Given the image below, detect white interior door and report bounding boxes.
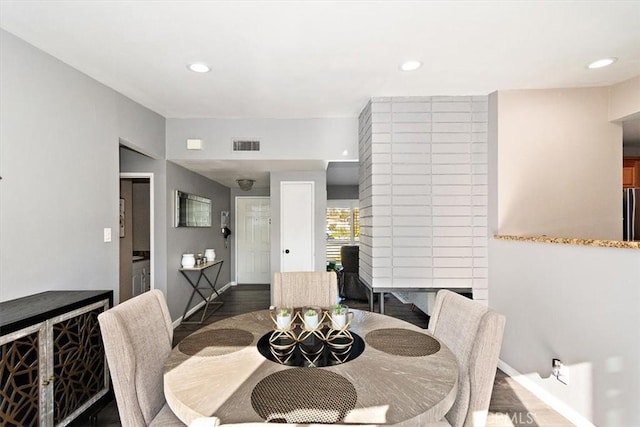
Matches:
[281,181,314,271]
[236,197,271,283]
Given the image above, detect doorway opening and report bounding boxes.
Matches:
[119,173,154,302]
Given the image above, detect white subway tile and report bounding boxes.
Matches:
[392,102,432,113]
[431,102,471,112]
[433,112,472,122]
[393,256,432,267]
[473,268,488,278]
[471,185,488,195]
[431,143,470,153]
[393,153,431,164]
[433,226,473,237]
[433,257,473,268]
[394,267,433,278]
[372,123,391,133]
[372,112,391,123]
[393,122,432,133]
[392,185,431,195]
[392,195,430,205]
[432,206,473,216]
[432,133,472,143]
[432,164,471,174]
[432,216,472,226]
[432,195,472,206]
[392,133,432,143]
[472,122,488,132]
[432,154,471,164]
[432,185,471,195]
[432,96,471,102]
[392,174,431,185]
[371,185,391,195]
[393,215,432,226]
[432,122,472,132]
[433,278,473,287]
[394,247,433,257]
[392,164,431,175]
[392,112,431,123]
[433,247,473,257]
[372,133,391,143]
[372,174,391,185]
[394,236,431,247]
[472,216,487,227]
[392,205,431,216]
[433,268,473,278]
[471,143,488,153]
[392,143,431,153]
[372,144,391,153]
[432,236,473,247]
[371,102,392,113]
[394,226,431,237]
[432,174,472,185]
[472,101,489,112]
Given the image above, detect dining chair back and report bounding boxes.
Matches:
[428,290,506,427]
[99,290,218,427]
[272,271,338,308]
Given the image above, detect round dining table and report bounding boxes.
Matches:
[164,309,458,426]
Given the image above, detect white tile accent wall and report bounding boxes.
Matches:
[358,96,489,302]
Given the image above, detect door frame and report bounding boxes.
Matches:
[119,172,154,292]
[235,196,271,284]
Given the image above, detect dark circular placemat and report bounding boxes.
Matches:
[251,368,357,423]
[178,328,254,356]
[365,328,440,357]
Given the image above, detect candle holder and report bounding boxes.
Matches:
[326,304,354,348]
[297,306,327,342]
[269,307,297,349]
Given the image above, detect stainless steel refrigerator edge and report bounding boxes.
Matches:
[622,188,640,241]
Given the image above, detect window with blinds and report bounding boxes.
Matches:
[326,201,359,263]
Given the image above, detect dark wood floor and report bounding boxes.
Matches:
[74,284,573,427]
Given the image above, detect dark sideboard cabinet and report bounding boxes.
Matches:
[0,290,113,426]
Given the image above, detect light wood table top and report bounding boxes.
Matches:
[164,309,458,426]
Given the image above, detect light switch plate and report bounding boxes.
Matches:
[104,228,112,242]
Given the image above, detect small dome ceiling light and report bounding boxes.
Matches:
[587,57,617,69]
[400,60,422,71]
[187,62,211,73]
[236,179,255,191]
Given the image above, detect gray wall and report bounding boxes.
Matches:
[491,239,640,426]
[327,185,358,200]
[166,161,231,320]
[0,29,165,303]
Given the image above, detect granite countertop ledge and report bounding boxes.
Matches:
[494,234,640,249]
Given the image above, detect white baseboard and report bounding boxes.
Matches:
[498,360,595,427]
[172,282,232,329]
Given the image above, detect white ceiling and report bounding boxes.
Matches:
[1,1,639,185]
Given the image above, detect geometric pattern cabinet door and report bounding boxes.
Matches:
[0,323,46,427]
[48,300,110,426]
[0,291,112,427]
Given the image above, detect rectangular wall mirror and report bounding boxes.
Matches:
[175,190,212,227]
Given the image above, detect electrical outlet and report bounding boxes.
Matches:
[552,358,570,385]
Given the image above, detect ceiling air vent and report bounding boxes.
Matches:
[232,139,261,152]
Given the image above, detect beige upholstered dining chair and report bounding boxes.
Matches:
[98,290,219,427]
[428,290,506,427]
[272,271,339,308]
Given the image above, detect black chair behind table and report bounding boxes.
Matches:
[339,245,369,301]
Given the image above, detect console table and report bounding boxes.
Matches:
[179,259,224,324]
[0,290,113,426]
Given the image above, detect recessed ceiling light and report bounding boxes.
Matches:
[187,62,211,73]
[400,60,422,71]
[587,57,617,69]
[342,150,349,156]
